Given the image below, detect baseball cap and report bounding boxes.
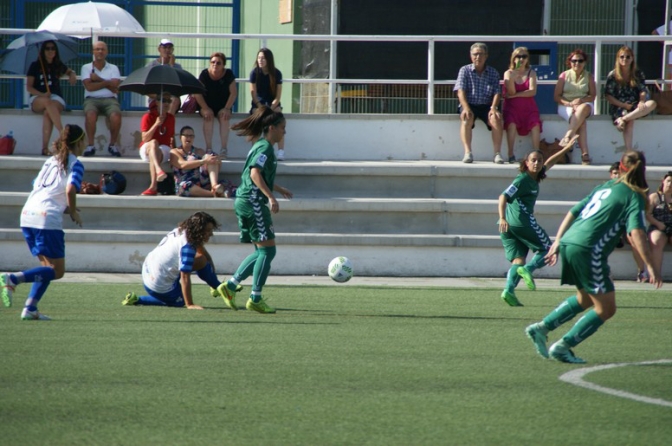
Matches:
[159,38,173,46]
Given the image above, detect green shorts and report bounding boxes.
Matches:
[234,197,275,243]
[500,223,551,262]
[559,243,614,295]
[83,97,121,117]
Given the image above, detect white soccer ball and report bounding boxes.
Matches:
[328,256,353,283]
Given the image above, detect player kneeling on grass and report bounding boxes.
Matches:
[525,151,662,364]
[122,212,239,310]
[1,124,86,320]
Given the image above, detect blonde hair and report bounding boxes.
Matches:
[509,47,530,70]
[612,46,640,88]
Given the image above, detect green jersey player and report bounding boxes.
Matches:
[498,136,577,306]
[218,106,292,314]
[526,151,662,364]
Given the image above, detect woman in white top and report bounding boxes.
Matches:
[1,124,85,320]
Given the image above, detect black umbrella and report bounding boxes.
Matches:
[118,64,206,97]
[0,31,80,74]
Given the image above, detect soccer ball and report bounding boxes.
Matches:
[328,256,353,283]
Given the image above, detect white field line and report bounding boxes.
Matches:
[559,359,672,408]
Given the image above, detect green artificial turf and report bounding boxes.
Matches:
[0,283,670,445]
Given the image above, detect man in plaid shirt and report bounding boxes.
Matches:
[454,42,504,164]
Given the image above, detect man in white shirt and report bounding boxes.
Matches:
[81,41,122,157]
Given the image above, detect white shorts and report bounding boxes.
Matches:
[29,94,66,109]
[139,142,171,163]
[557,103,594,122]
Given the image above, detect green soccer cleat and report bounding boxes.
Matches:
[216,282,239,311]
[210,284,243,298]
[122,292,139,306]
[516,266,537,291]
[525,323,549,358]
[501,290,523,307]
[21,308,51,320]
[1,273,15,307]
[549,341,586,364]
[246,297,276,314]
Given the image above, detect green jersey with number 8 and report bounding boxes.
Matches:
[560,179,646,254]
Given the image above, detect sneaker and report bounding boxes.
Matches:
[210,284,243,298]
[21,308,51,320]
[494,153,504,164]
[246,297,276,314]
[122,292,139,306]
[508,156,516,164]
[277,149,285,161]
[156,169,167,183]
[516,266,536,291]
[216,282,239,311]
[83,145,96,157]
[108,145,121,157]
[501,290,523,307]
[549,341,586,364]
[462,152,473,163]
[1,273,15,307]
[525,323,549,358]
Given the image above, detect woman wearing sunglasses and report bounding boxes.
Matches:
[26,40,78,156]
[502,47,542,163]
[193,52,238,158]
[604,46,657,152]
[553,49,596,165]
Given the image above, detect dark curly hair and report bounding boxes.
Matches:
[178,212,220,247]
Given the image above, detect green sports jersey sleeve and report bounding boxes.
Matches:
[236,138,276,203]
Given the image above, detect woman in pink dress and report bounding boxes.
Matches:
[502,47,542,163]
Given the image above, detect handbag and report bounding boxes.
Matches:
[651,80,672,115]
[539,138,569,164]
[181,95,199,114]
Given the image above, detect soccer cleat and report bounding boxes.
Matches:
[549,341,586,364]
[1,273,15,307]
[525,323,549,358]
[108,145,122,157]
[246,297,276,314]
[122,292,139,306]
[501,290,523,307]
[21,308,51,320]
[83,145,96,157]
[516,266,537,291]
[210,284,243,298]
[216,282,239,311]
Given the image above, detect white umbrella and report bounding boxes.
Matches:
[37,1,145,40]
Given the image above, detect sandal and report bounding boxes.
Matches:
[212,184,225,197]
[41,147,51,156]
[581,153,592,165]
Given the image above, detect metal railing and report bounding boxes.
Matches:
[2,28,671,115]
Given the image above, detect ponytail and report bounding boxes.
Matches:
[617,150,649,206]
[54,124,84,171]
[231,105,284,140]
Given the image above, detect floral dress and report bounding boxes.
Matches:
[604,69,649,122]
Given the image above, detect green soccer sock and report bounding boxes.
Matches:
[233,248,259,283]
[525,251,547,273]
[505,264,521,293]
[542,295,584,330]
[251,246,277,301]
[561,309,604,347]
